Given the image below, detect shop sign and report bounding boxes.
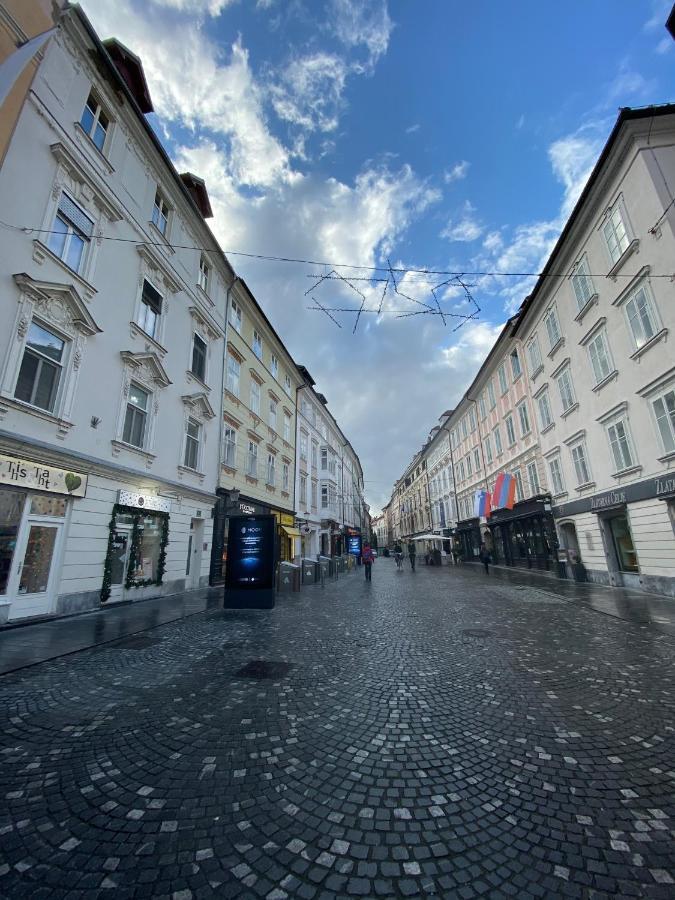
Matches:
[590,490,626,512]
[0,453,87,497]
[554,474,675,519]
[118,490,171,512]
[656,476,675,498]
[239,503,256,515]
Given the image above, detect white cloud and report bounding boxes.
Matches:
[149,0,234,13]
[443,160,469,183]
[441,201,483,243]
[548,127,603,216]
[482,230,503,253]
[656,36,673,54]
[329,0,393,71]
[406,123,420,134]
[438,322,505,373]
[607,65,657,102]
[643,0,672,31]
[270,53,348,132]
[515,113,525,130]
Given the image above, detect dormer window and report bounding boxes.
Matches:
[80,92,109,152]
[152,190,169,235]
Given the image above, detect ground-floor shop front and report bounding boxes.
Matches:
[0,445,215,623]
[553,475,675,597]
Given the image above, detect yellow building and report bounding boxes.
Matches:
[210,278,303,582]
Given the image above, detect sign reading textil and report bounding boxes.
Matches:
[0,453,88,497]
[118,490,171,512]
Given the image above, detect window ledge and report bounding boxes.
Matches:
[591,370,619,393]
[630,328,668,362]
[611,465,642,480]
[575,481,596,494]
[561,402,579,419]
[607,238,639,280]
[245,475,258,484]
[552,491,568,501]
[129,321,167,355]
[224,389,240,406]
[148,221,175,255]
[195,283,214,308]
[657,451,675,464]
[530,364,544,381]
[73,122,115,175]
[185,370,210,392]
[0,395,74,433]
[574,293,599,324]
[111,440,156,462]
[547,337,565,359]
[178,465,206,481]
[540,422,555,435]
[32,240,98,301]
[512,372,523,383]
[221,463,237,475]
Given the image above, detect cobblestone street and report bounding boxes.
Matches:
[1,561,675,899]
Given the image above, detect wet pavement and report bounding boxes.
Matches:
[1,561,675,898]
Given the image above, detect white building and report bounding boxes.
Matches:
[424,411,457,535]
[0,8,232,620]
[516,104,675,595]
[295,366,365,557]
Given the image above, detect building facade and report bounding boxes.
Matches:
[397,451,431,540]
[515,104,675,595]
[424,411,457,544]
[210,277,304,583]
[0,8,231,620]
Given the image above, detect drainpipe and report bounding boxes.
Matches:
[210,275,234,585]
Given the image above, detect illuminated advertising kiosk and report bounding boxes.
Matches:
[224,514,276,609]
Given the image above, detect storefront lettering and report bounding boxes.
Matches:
[0,453,87,497]
[590,490,626,511]
[655,477,675,497]
[239,503,256,515]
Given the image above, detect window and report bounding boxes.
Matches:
[517,402,531,437]
[557,367,575,413]
[137,279,163,339]
[283,462,290,492]
[587,330,613,384]
[283,412,291,442]
[321,447,328,469]
[184,418,200,470]
[14,321,65,412]
[299,473,308,505]
[625,284,659,351]
[247,440,258,477]
[497,365,507,395]
[478,393,486,419]
[484,435,493,464]
[250,380,260,415]
[510,349,522,379]
[607,418,635,472]
[271,354,278,378]
[493,425,503,456]
[224,426,236,468]
[191,333,207,382]
[474,448,480,471]
[461,417,468,440]
[198,256,210,293]
[548,456,565,495]
[321,484,328,508]
[488,378,497,407]
[226,354,240,397]
[513,469,524,502]
[469,408,476,432]
[48,193,93,274]
[544,307,561,350]
[505,414,516,446]
[527,336,542,374]
[603,203,630,264]
[526,461,539,495]
[229,299,242,333]
[269,398,277,430]
[537,389,553,430]
[571,257,594,310]
[466,453,472,476]
[123,382,149,448]
[570,442,591,486]
[652,388,675,454]
[266,453,276,486]
[152,190,169,236]
[284,374,291,395]
[311,440,318,468]
[253,329,262,359]
[457,460,465,483]
[80,92,109,151]
[311,480,317,508]
[300,431,308,461]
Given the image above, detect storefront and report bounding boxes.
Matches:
[456,517,481,561]
[0,452,88,622]
[487,497,557,571]
[272,509,300,562]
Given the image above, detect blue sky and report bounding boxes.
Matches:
[83,0,674,512]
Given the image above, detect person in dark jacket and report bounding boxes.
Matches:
[407,540,417,572]
[362,543,375,581]
[479,541,490,575]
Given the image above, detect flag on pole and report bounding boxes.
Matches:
[493,473,514,508]
[493,473,505,507]
[484,490,492,518]
[473,490,483,518]
[504,475,516,509]
[0,27,56,108]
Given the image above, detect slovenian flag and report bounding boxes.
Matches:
[493,473,516,509]
[474,490,492,518]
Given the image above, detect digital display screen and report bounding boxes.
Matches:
[347,535,362,556]
[225,515,276,590]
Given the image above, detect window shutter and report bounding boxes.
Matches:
[142,279,163,314]
[58,194,94,238]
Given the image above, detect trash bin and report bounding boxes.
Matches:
[278,561,300,593]
[319,555,332,578]
[302,558,318,584]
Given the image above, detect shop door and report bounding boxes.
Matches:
[9,514,63,618]
[108,525,132,601]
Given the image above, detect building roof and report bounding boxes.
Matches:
[102,38,153,113]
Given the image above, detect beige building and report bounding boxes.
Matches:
[210,277,304,582]
[397,450,431,540]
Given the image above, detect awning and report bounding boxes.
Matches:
[282,526,301,538]
[412,533,445,541]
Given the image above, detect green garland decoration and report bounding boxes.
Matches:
[100,504,170,601]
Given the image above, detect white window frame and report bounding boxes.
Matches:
[571,255,595,311]
[602,198,631,265]
[250,379,261,415]
[283,412,291,442]
[513,470,524,501]
[587,329,614,385]
[493,425,503,456]
[570,440,591,487]
[266,453,276,487]
[13,319,67,414]
[198,255,210,293]
[223,425,237,468]
[537,388,553,430]
[526,461,539,495]
[270,354,279,378]
[497,365,507,395]
[47,192,94,276]
[473,448,480,471]
[484,435,493,464]
[505,414,516,447]
[269,397,278,431]
[247,440,258,478]
[151,189,170,237]
[622,281,661,352]
[135,277,164,342]
[556,366,576,414]
[80,91,110,153]
[229,299,242,333]
[605,415,637,473]
[488,378,497,407]
[469,407,476,432]
[543,305,561,351]
[517,401,531,437]
[527,335,543,375]
[548,455,565,495]
[183,416,201,471]
[284,374,292,395]
[190,331,208,383]
[283,462,290,492]
[466,453,472,476]
[311,479,317,508]
[253,329,263,360]
[122,381,150,449]
[300,431,308,461]
[478,393,486,419]
[226,353,240,397]
[650,385,675,456]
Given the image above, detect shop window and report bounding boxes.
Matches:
[191,333,207,382]
[137,279,163,340]
[652,388,675,454]
[226,354,240,397]
[607,514,639,572]
[29,496,66,516]
[48,193,93,274]
[14,321,65,413]
[80,92,109,151]
[123,383,150,448]
[152,189,170,236]
[134,515,164,582]
[19,525,57,594]
[184,417,200,470]
[0,490,27,594]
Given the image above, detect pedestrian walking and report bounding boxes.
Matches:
[362,543,375,581]
[407,540,417,572]
[393,541,403,570]
[479,541,490,575]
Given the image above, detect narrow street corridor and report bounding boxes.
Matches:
[1,562,675,898]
